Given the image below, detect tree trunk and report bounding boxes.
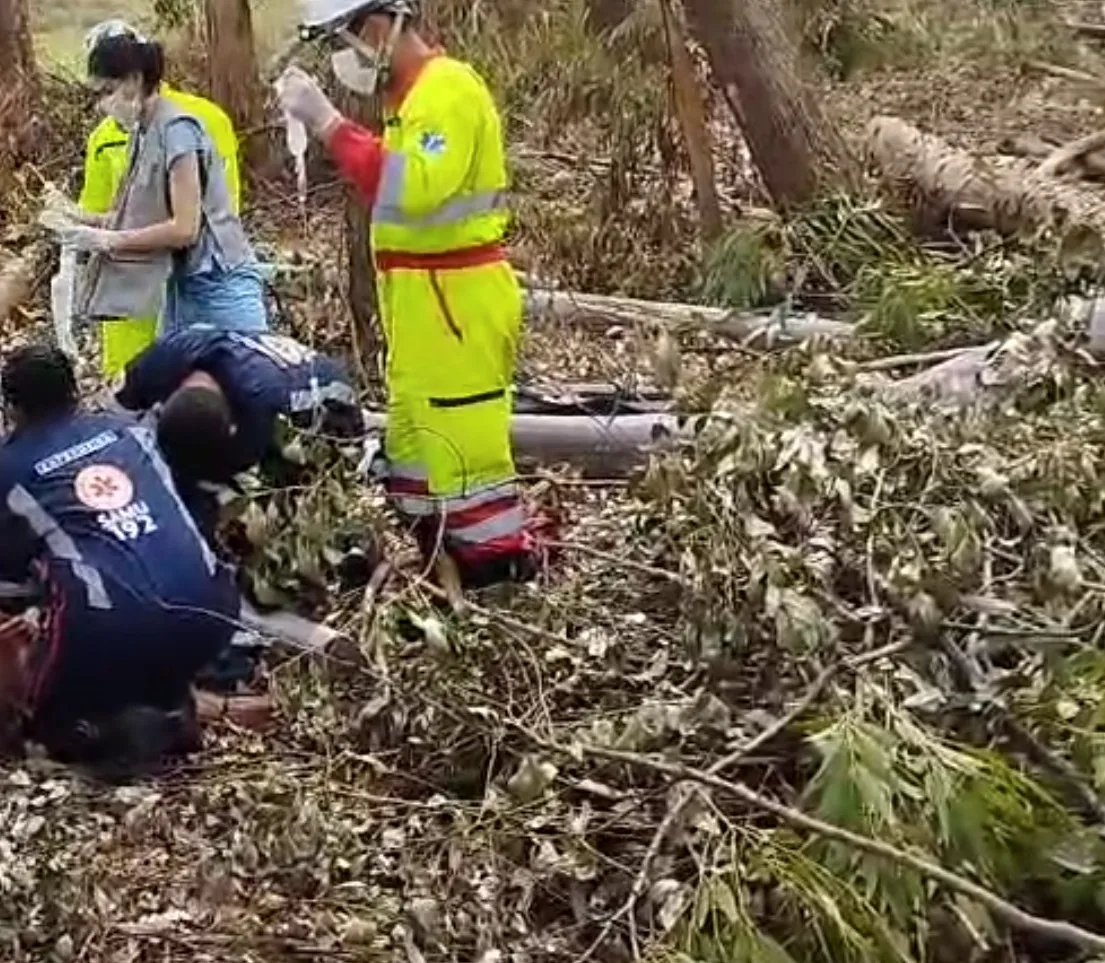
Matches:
[682,0,856,210]
[204,0,267,172]
[586,0,635,32]
[0,0,36,227]
[0,0,34,89]
[660,0,722,240]
[338,88,384,391]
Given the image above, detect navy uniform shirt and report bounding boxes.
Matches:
[0,410,240,719]
[115,326,360,473]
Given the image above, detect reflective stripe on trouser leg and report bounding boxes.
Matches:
[394,394,525,564]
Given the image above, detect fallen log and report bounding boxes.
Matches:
[1069,20,1105,40]
[866,116,1105,240]
[523,286,855,345]
[868,323,1060,407]
[362,409,688,477]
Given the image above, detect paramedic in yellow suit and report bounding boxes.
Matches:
[80,19,243,378]
[277,0,549,589]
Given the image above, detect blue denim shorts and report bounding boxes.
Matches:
[161,263,270,334]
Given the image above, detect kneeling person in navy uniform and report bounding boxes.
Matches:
[115,326,363,530]
[0,345,241,776]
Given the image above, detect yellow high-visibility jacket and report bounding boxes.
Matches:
[329,55,526,568]
[80,83,242,376]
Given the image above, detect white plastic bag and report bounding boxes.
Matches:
[50,244,78,356]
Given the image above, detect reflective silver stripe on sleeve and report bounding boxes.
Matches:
[287,380,358,413]
[373,189,506,228]
[7,484,112,610]
[370,149,505,228]
[375,151,406,209]
[127,426,217,574]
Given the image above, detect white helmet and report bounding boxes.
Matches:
[83,18,148,55]
[299,0,419,38]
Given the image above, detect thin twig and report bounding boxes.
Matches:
[551,539,683,583]
[1026,60,1105,87]
[858,345,982,372]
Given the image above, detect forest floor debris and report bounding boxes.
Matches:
[8,0,1105,960]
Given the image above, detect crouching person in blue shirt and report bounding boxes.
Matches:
[114,326,371,611]
[0,345,241,778]
[114,326,363,534]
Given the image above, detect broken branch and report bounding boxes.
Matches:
[1038,129,1105,178]
[569,741,1105,953]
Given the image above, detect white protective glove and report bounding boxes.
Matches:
[39,192,81,233]
[275,66,342,138]
[56,224,116,253]
[43,183,84,218]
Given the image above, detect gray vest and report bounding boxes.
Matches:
[78,97,252,321]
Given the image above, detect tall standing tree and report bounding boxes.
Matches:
[338,87,384,388]
[0,0,37,224]
[659,0,722,240]
[682,0,856,210]
[204,0,266,171]
[0,0,34,90]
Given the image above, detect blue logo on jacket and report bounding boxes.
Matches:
[419,131,446,156]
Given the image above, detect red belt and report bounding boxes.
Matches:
[375,242,506,272]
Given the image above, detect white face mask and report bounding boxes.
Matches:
[331,16,405,97]
[99,88,142,130]
[331,48,381,96]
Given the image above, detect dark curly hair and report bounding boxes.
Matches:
[2,344,78,422]
[157,386,236,483]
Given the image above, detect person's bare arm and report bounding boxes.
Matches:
[109,153,202,253]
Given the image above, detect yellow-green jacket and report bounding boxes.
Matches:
[79,83,241,215]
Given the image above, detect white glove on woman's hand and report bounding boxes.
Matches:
[275,66,342,137]
[56,224,116,253]
[39,185,86,230]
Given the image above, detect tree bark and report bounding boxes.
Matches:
[660,0,722,239]
[867,115,1105,241]
[0,0,35,231]
[682,0,856,209]
[0,0,34,90]
[338,87,384,390]
[204,0,267,171]
[522,284,855,344]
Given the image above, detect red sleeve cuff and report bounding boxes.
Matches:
[326,119,385,203]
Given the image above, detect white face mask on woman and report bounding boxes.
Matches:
[98,84,143,130]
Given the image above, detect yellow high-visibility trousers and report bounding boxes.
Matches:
[102,318,158,378]
[379,256,520,499]
[376,253,525,565]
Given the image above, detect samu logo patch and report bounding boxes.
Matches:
[419,131,446,157]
